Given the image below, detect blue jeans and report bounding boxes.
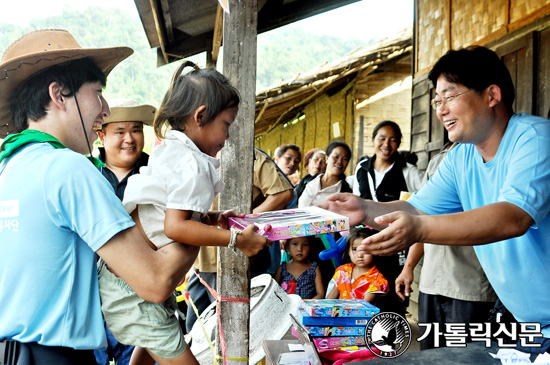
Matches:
[94,320,134,365]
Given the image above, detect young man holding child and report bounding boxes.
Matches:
[0,29,197,363]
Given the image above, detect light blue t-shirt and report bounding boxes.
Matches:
[0,143,135,349]
[409,113,550,337]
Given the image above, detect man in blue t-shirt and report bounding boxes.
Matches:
[320,46,550,353]
[0,30,197,364]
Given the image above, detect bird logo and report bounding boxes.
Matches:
[366,312,412,358]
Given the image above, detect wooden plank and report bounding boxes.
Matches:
[212,4,224,65]
[149,0,169,65]
[218,0,258,364]
[412,77,430,98]
[411,94,430,117]
[159,0,174,43]
[537,27,550,118]
[496,32,535,114]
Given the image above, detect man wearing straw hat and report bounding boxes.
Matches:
[93,99,155,365]
[0,29,197,364]
[96,99,155,200]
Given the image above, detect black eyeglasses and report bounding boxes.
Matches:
[430,89,473,110]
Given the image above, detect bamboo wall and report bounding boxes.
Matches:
[255,84,355,177]
[354,74,413,161]
[415,0,550,75]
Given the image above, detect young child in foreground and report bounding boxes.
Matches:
[97,62,270,365]
[326,227,388,303]
[275,236,325,299]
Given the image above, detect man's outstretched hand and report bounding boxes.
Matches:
[317,193,367,226]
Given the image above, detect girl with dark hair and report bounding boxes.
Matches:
[275,236,325,299]
[99,62,269,365]
[326,226,388,302]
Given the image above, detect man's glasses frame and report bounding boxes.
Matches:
[430,89,473,110]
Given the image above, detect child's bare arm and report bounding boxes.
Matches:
[363,293,377,304]
[326,284,339,299]
[201,210,242,229]
[164,208,270,256]
[312,266,325,299]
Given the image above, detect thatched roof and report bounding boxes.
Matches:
[254,27,412,136]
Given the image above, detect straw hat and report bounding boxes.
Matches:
[0,29,133,137]
[102,98,156,127]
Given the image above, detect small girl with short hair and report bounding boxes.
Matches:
[275,236,325,299]
[326,227,388,303]
[98,62,270,365]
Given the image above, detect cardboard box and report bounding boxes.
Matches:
[228,206,349,241]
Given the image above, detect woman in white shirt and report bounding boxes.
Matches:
[298,141,352,208]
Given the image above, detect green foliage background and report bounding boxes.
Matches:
[0,6,375,151]
[0,6,374,107]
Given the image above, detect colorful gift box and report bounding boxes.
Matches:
[301,299,380,318]
[228,206,349,241]
[312,336,367,350]
[298,309,370,327]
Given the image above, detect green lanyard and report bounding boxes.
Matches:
[0,129,104,167]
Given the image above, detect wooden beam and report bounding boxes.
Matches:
[255,101,268,124]
[159,0,174,43]
[218,0,257,364]
[149,0,169,65]
[508,4,550,32]
[212,4,224,65]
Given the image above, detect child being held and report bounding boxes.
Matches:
[98,62,270,365]
[275,236,325,299]
[326,227,388,303]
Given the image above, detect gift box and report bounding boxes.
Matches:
[301,299,380,318]
[298,309,370,327]
[228,206,349,241]
[304,325,365,337]
[312,336,367,350]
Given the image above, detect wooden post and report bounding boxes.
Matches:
[217,0,257,364]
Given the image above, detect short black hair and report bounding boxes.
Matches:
[276,144,301,159]
[9,57,107,132]
[326,140,351,159]
[372,120,402,145]
[342,226,378,263]
[428,46,515,111]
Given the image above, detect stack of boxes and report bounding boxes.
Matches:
[297,299,380,351]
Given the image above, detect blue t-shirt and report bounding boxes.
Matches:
[408,113,550,337]
[0,143,135,349]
